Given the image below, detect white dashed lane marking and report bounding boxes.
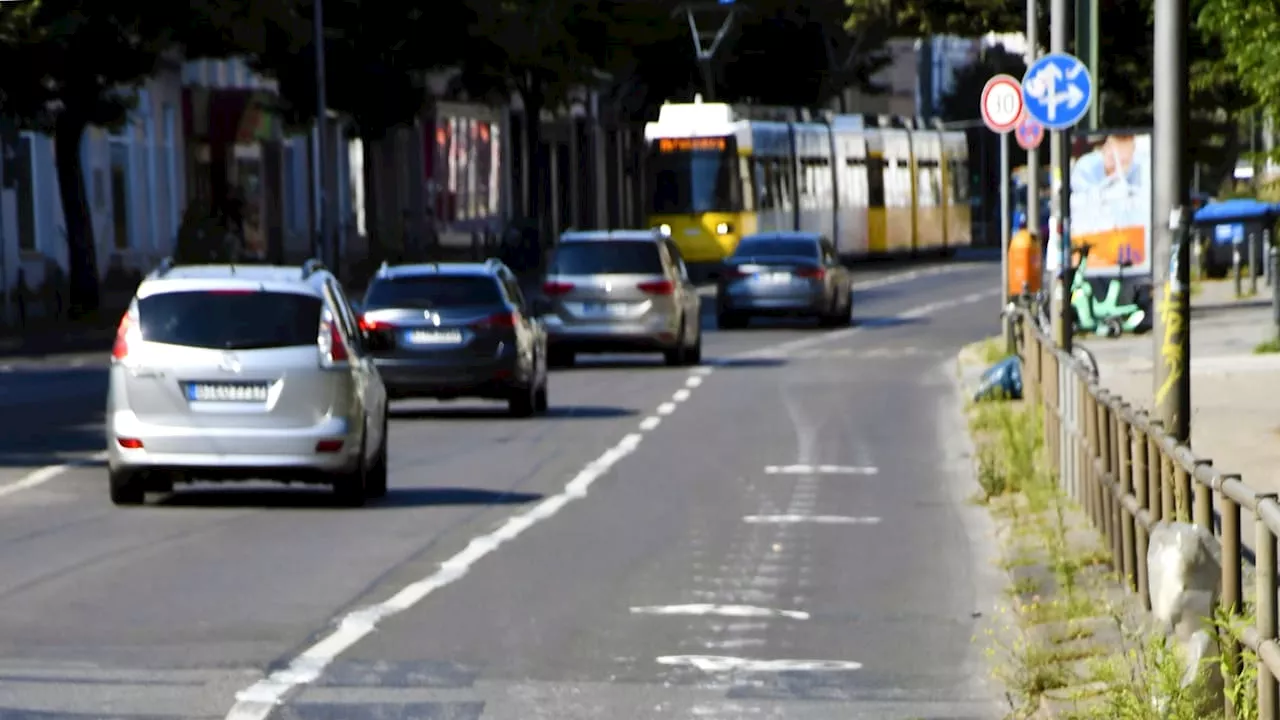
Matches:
[764,464,878,475]
[742,515,882,525]
[629,604,810,620]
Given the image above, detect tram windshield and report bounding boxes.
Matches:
[646,136,742,214]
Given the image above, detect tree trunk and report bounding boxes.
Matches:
[360,128,384,266]
[53,111,100,319]
[520,74,546,227]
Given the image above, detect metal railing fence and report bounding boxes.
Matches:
[1013,306,1280,718]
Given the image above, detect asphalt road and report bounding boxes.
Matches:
[0,258,1007,720]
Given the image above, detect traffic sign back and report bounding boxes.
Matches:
[1021,52,1093,130]
[1015,115,1044,150]
[981,74,1024,134]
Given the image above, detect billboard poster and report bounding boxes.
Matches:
[1069,131,1151,277]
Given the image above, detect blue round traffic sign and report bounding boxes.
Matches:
[1021,52,1093,130]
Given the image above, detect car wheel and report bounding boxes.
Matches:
[109,469,145,506]
[509,385,537,417]
[333,436,367,507]
[366,415,389,499]
[687,332,702,365]
[534,381,549,413]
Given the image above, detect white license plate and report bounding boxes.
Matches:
[404,329,463,345]
[582,302,629,316]
[186,382,269,402]
[756,272,793,283]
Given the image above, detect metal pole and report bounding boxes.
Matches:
[1271,247,1280,337]
[1001,131,1013,349]
[1026,0,1041,252]
[313,0,329,266]
[1152,0,1191,443]
[1050,0,1073,351]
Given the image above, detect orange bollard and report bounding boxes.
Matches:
[1008,227,1042,298]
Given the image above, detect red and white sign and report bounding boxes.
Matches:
[981,74,1024,134]
[1015,113,1045,150]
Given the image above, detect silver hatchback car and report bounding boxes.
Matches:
[538,230,703,367]
[105,259,389,507]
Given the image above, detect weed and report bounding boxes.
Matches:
[1254,335,1280,354]
[979,336,1010,364]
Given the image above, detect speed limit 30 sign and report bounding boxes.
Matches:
[981,74,1024,134]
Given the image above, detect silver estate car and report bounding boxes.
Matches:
[716,231,854,328]
[538,230,703,367]
[105,259,389,507]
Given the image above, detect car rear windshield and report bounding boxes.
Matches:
[138,290,323,350]
[549,241,664,275]
[732,237,820,259]
[363,275,503,310]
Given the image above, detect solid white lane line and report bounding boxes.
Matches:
[0,451,108,499]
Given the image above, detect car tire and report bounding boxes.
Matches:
[333,437,367,508]
[109,469,145,506]
[366,414,389,499]
[534,380,549,413]
[687,332,702,365]
[509,385,537,417]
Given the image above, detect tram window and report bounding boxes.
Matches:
[647,140,742,214]
[866,155,885,207]
[739,157,755,212]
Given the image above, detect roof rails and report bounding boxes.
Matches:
[154,256,176,277]
[301,258,326,279]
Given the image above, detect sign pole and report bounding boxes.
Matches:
[1049,0,1073,353]
[981,74,1024,345]
[1000,130,1011,313]
[1026,0,1041,250]
[1152,0,1191,444]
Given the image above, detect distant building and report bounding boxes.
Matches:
[835,33,1026,120]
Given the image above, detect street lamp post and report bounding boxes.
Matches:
[312,0,330,268]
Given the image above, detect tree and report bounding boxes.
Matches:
[456,0,639,221]
[721,0,892,107]
[0,0,259,317]
[246,0,472,262]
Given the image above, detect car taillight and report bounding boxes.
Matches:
[318,315,349,364]
[112,310,137,360]
[473,311,517,330]
[637,279,674,295]
[358,315,394,332]
[796,267,826,280]
[542,281,574,296]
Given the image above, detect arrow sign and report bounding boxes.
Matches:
[1021,52,1093,130]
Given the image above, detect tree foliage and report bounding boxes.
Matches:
[0,0,253,316]
[722,0,892,107]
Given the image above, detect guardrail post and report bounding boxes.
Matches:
[1102,398,1121,566]
[1193,459,1213,530]
[1133,413,1153,610]
[1084,385,1100,521]
[1174,464,1192,523]
[1220,474,1243,719]
[1116,404,1137,591]
[1159,442,1176,522]
[1256,493,1279,718]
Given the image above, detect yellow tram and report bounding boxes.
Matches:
[643,98,972,266]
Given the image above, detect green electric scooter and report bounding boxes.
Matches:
[1068,243,1148,337]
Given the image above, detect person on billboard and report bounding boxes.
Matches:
[1069,134,1149,270]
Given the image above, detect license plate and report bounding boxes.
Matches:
[186,382,269,402]
[756,272,792,283]
[582,302,628,316]
[404,329,463,345]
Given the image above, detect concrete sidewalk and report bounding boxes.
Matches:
[1079,278,1280,496]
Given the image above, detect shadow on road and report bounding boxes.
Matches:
[709,357,788,369]
[855,316,929,330]
[157,485,544,509]
[390,404,636,421]
[0,367,107,468]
